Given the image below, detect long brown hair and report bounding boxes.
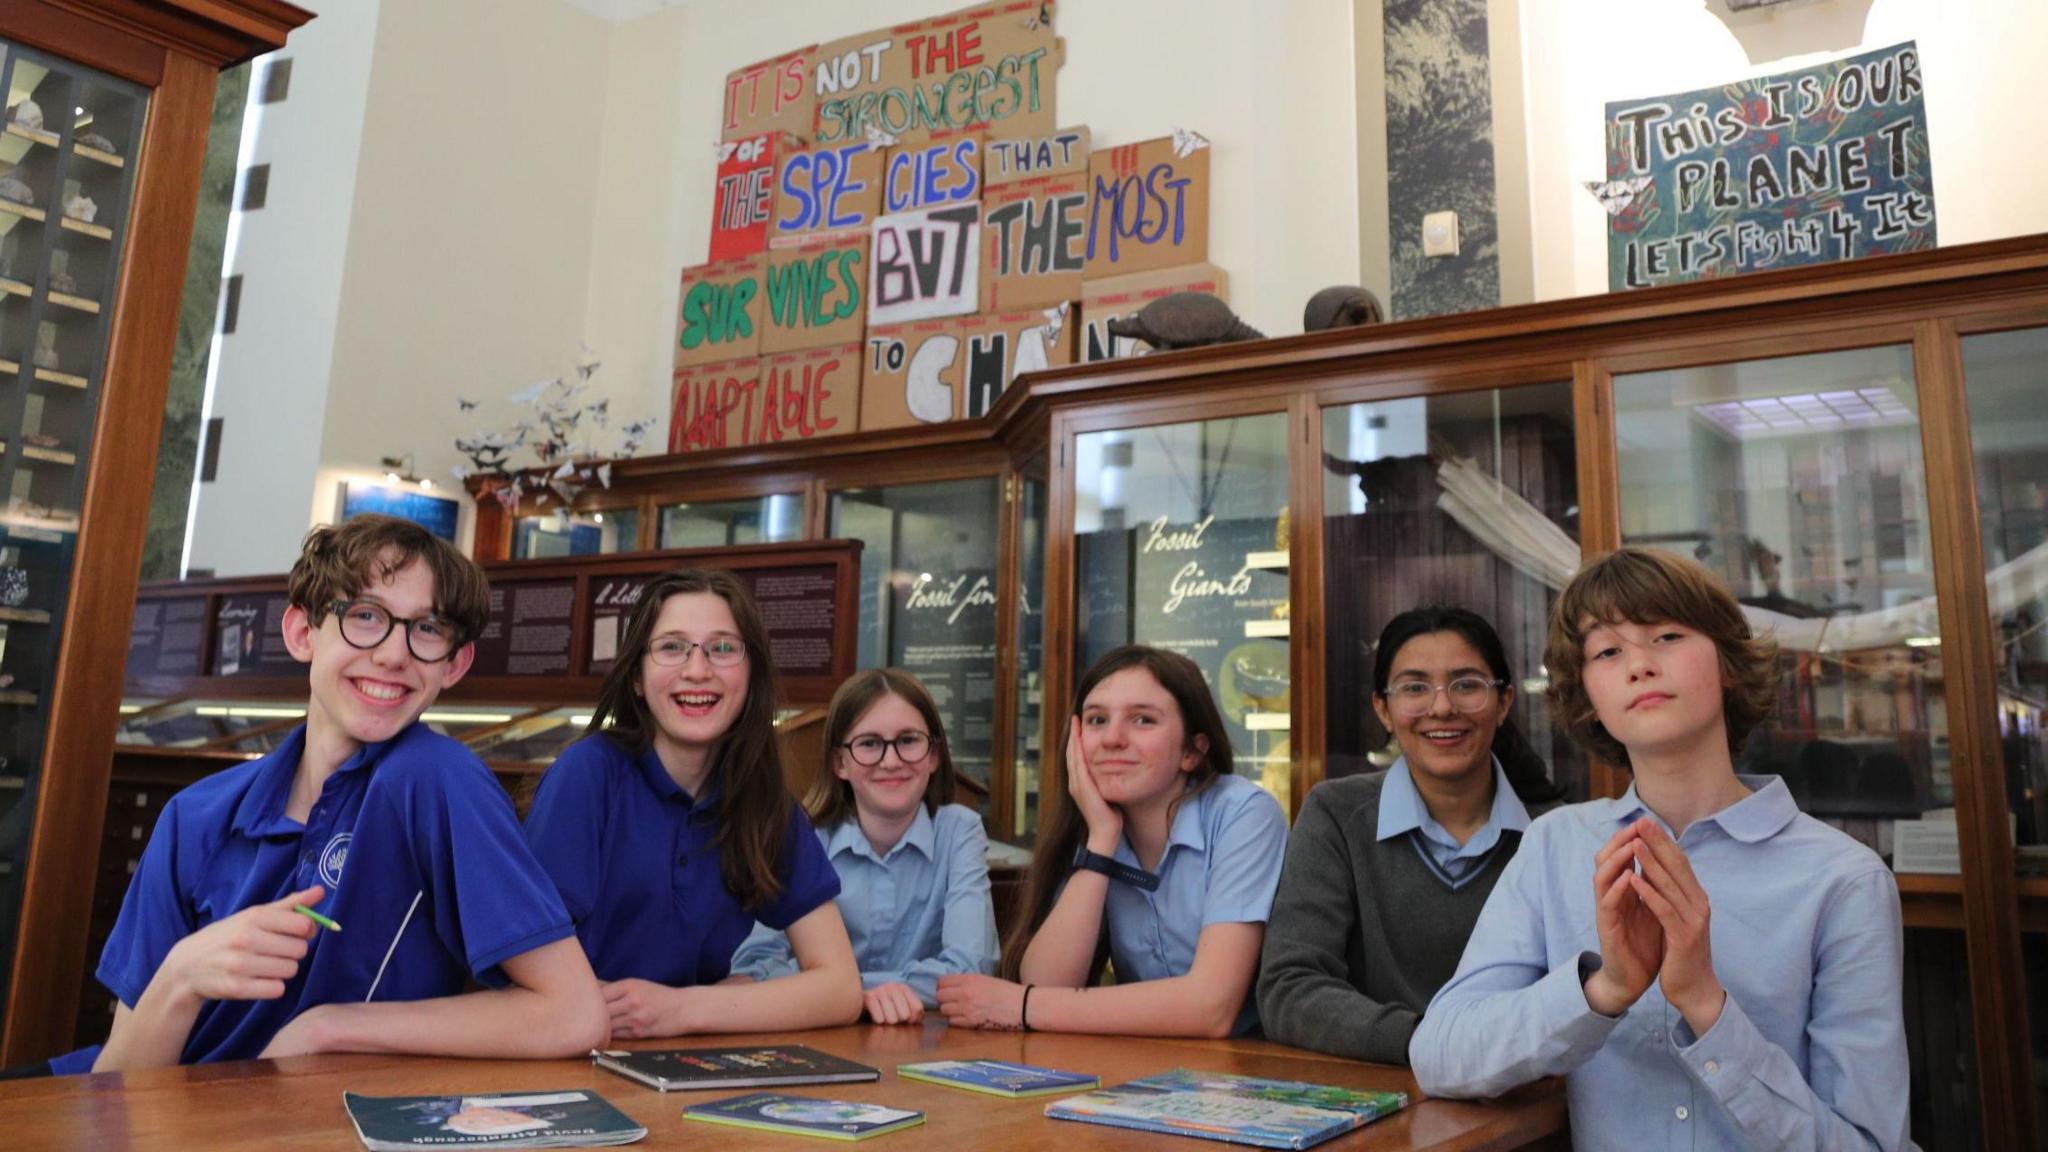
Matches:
[999,645,1233,980]
[570,567,792,909]
[807,668,958,828]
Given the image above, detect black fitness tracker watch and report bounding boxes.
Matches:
[1072,845,1161,892]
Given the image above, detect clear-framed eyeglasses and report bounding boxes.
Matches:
[648,634,747,668]
[328,599,462,663]
[839,731,938,767]
[1382,677,1506,717]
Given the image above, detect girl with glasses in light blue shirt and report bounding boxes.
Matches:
[730,668,998,1024]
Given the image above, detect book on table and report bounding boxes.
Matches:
[895,1058,1099,1098]
[682,1092,926,1141]
[342,1089,646,1150]
[1045,1068,1409,1150]
[590,1045,879,1091]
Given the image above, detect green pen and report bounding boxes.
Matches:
[293,904,342,933]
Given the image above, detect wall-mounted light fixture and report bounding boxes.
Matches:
[380,454,435,490]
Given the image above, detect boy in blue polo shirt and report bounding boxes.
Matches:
[81,515,607,1071]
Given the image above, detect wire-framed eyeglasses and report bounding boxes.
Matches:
[648,635,748,668]
[328,599,462,663]
[1381,677,1506,717]
[839,731,938,767]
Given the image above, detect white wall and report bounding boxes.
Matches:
[185,0,382,576]
[1514,0,2048,301]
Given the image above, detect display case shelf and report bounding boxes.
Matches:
[0,607,48,624]
[72,142,121,168]
[0,690,38,707]
[0,198,45,224]
[46,290,97,314]
[2,122,57,149]
[19,445,76,466]
[57,216,109,241]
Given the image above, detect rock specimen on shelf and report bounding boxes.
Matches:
[0,171,33,206]
[62,193,95,223]
[0,566,27,608]
[77,131,116,153]
[1103,291,1263,351]
[9,98,42,131]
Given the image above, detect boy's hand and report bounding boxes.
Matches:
[935,973,1026,1030]
[1066,717,1123,853]
[1585,823,1661,1016]
[1629,821,1727,1036]
[165,885,324,1006]
[602,978,683,1039]
[863,982,924,1024]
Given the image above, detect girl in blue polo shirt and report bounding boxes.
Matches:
[524,568,863,1037]
[729,668,999,1024]
[937,645,1287,1037]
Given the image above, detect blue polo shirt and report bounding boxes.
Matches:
[523,733,840,985]
[93,722,575,1065]
[1101,773,1288,1037]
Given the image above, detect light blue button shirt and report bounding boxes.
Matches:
[1410,776,1915,1151]
[1377,756,1531,887]
[730,803,997,1007]
[1103,773,1288,1037]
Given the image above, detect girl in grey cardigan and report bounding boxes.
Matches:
[1258,606,1562,1063]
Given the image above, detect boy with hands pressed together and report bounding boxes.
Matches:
[1410,548,1914,1151]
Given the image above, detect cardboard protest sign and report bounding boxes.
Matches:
[1084,135,1210,278]
[722,47,815,142]
[750,344,862,446]
[812,1,1062,147]
[1602,41,1934,290]
[764,231,868,353]
[1081,262,1228,362]
[770,140,887,245]
[674,255,766,368]
[670,358,759,453]
[868,202,983,324]
[953,302,1075,418]
[882,129,984,214]
[861,318,963,431]
[983,171,1087,310]
[710,133,796,261]
[861,304,1072,431]
[985,125,1089,185]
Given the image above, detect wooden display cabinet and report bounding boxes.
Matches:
[0,0,311,1067]
[471,234,2048,1149]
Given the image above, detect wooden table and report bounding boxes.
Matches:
[0,1025,1566,1151]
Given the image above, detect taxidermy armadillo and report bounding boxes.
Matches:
[1105,292,1263,351]
[1303,286,1384,332]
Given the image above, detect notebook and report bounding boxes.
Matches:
[1045,1069,1408,1149]
[682,1092,925,1141]
[896,1058,1099,1098]
[342,1089,645,1149]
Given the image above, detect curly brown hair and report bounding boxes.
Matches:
[1544,548,1779,770]
[287,514,491,646]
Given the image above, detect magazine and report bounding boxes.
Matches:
[683,1092,926,1141]
[896,1058,1099,1098]
[591,1045,879,1092]
[1045,1069,1408,1150]
[342,1090,646,1150]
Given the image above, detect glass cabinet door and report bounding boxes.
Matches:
[1611,344,1971,1150]
[1958,325,2048,1140]
[828,478,1003,801]
[658,493,803,549]
[1320,384,1586,800]
[0,40,144,1023]
[1072,413,1292,806]
[512,507,639,558]
[1011,464,1046,840]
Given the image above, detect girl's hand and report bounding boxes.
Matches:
[602,978,685,1039]
[166,885,323,1005]
[257,1003,333,1059]
[935,973,1027,1030]
[862,982,925,1025]
[1584,821,1663,1017]
[1629,821,1726,1036]
[1065,716,1122,851]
